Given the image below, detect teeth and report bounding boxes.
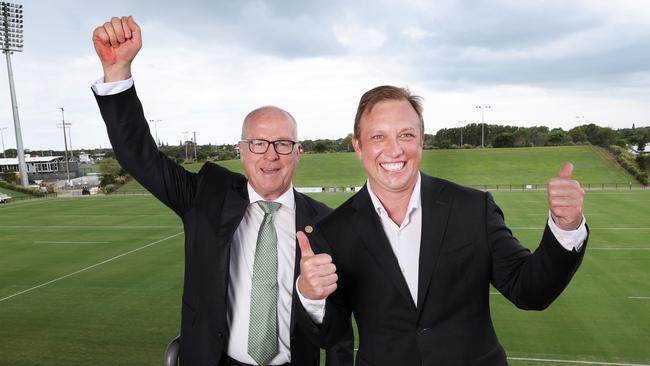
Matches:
[381,162,404,171]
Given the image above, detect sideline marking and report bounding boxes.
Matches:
[0,232,183,303]
[347,350,648,366]
[590,248,650,251]
[0,225,180,229]
[511,227,650,230]
[33,241,110,244]
[628,297,650,300]
[509,357,650,366]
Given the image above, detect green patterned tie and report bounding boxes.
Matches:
[248,200,281,365]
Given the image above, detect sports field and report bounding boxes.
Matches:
[1,146,649,365]
[117,145,642,193]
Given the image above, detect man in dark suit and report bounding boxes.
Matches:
[91,16,352,366]
[297,85,588,365]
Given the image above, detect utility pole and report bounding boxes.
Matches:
[192,131,197,160]
[58,107,71,187]
[1,2,28,186]
[457,121,464,146]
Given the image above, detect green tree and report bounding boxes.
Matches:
[99,157,124,177]
[548,128,567,146]
[493,132,515,148]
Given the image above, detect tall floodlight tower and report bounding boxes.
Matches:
[1,2,28,186]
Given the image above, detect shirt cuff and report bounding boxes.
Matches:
[91,76,134,96]
[547,211,587,252]
[295,277,326,324]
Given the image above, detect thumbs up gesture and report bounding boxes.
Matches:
[548,162,585,230]
[297,231,338,300]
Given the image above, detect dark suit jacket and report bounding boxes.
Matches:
[299,174,587,366]
[94,86,351,366]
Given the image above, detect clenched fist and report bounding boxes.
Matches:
[296,231,338,300]
[92,16,142,82]
[548,162,585,230]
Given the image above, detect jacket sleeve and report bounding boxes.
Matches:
[93,85,197,217]
[487,192,587,310]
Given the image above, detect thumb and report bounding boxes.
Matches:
[297,231,314,258]
[558,162,573,179]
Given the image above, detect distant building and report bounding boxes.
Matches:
[78,152,92,163]
[630,143,650,154]
[0,155,80,181]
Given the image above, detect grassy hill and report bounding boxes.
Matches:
[117,145,640,192]
[0,186,31,200]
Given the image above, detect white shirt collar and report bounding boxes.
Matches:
[366,172,422,218]
[247,183,295,210]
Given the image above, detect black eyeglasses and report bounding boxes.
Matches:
[240,139,298,155]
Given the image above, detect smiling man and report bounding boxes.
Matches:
[90,15,352,366]
[296,85,589,366]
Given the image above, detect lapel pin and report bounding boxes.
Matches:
[304,225,313,234]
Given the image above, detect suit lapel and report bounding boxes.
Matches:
[217,178,249,239]
[290,190,318,335]
[353,186,416,309]
[416,174,452,314]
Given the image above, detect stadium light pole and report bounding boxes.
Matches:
[476,105,491,147]
[148,119,162,146]
[457,121,464,146]
[57,107,71,187]
[0,126,7,158]
[1,1,28,186]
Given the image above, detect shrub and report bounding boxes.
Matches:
[0,180,46,197]
[102,184,116,194]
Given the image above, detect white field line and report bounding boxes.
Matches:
[510,227,650,230]
[33,241,110,244]
[0,225,180,229]
[508,357,650,366]
[0,199,51,210]
[589,248,650,251]
[0,232,183,303]
[628,297,650,300]
[347,349,650,366]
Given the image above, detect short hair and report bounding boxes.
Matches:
[353,85,424,139]
[241,105,297,140]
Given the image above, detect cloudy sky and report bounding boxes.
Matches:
[1,0,649,151]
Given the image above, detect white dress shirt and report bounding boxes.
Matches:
[299,172,588,324]
[366,174,423,304]
[227,184,296,365]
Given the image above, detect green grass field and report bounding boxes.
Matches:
[1,191,649,365]
[1,145,649,365]
[117,145,641,193]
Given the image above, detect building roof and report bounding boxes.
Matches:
[0,156,63,165]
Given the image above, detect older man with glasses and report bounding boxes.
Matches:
[91,15,352,366]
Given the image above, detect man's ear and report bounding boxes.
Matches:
[352,137,362,160]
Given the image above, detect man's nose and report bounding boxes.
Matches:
[263,144,280,160]
[386,137,404,157]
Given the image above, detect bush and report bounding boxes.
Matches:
[636,155,650,171]
[0,180,46,197]
[102,184,116,194]
[609,146,648,186]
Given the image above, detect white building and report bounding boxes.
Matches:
[0,156,80,180]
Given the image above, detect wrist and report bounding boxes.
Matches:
[103,64,132,82]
